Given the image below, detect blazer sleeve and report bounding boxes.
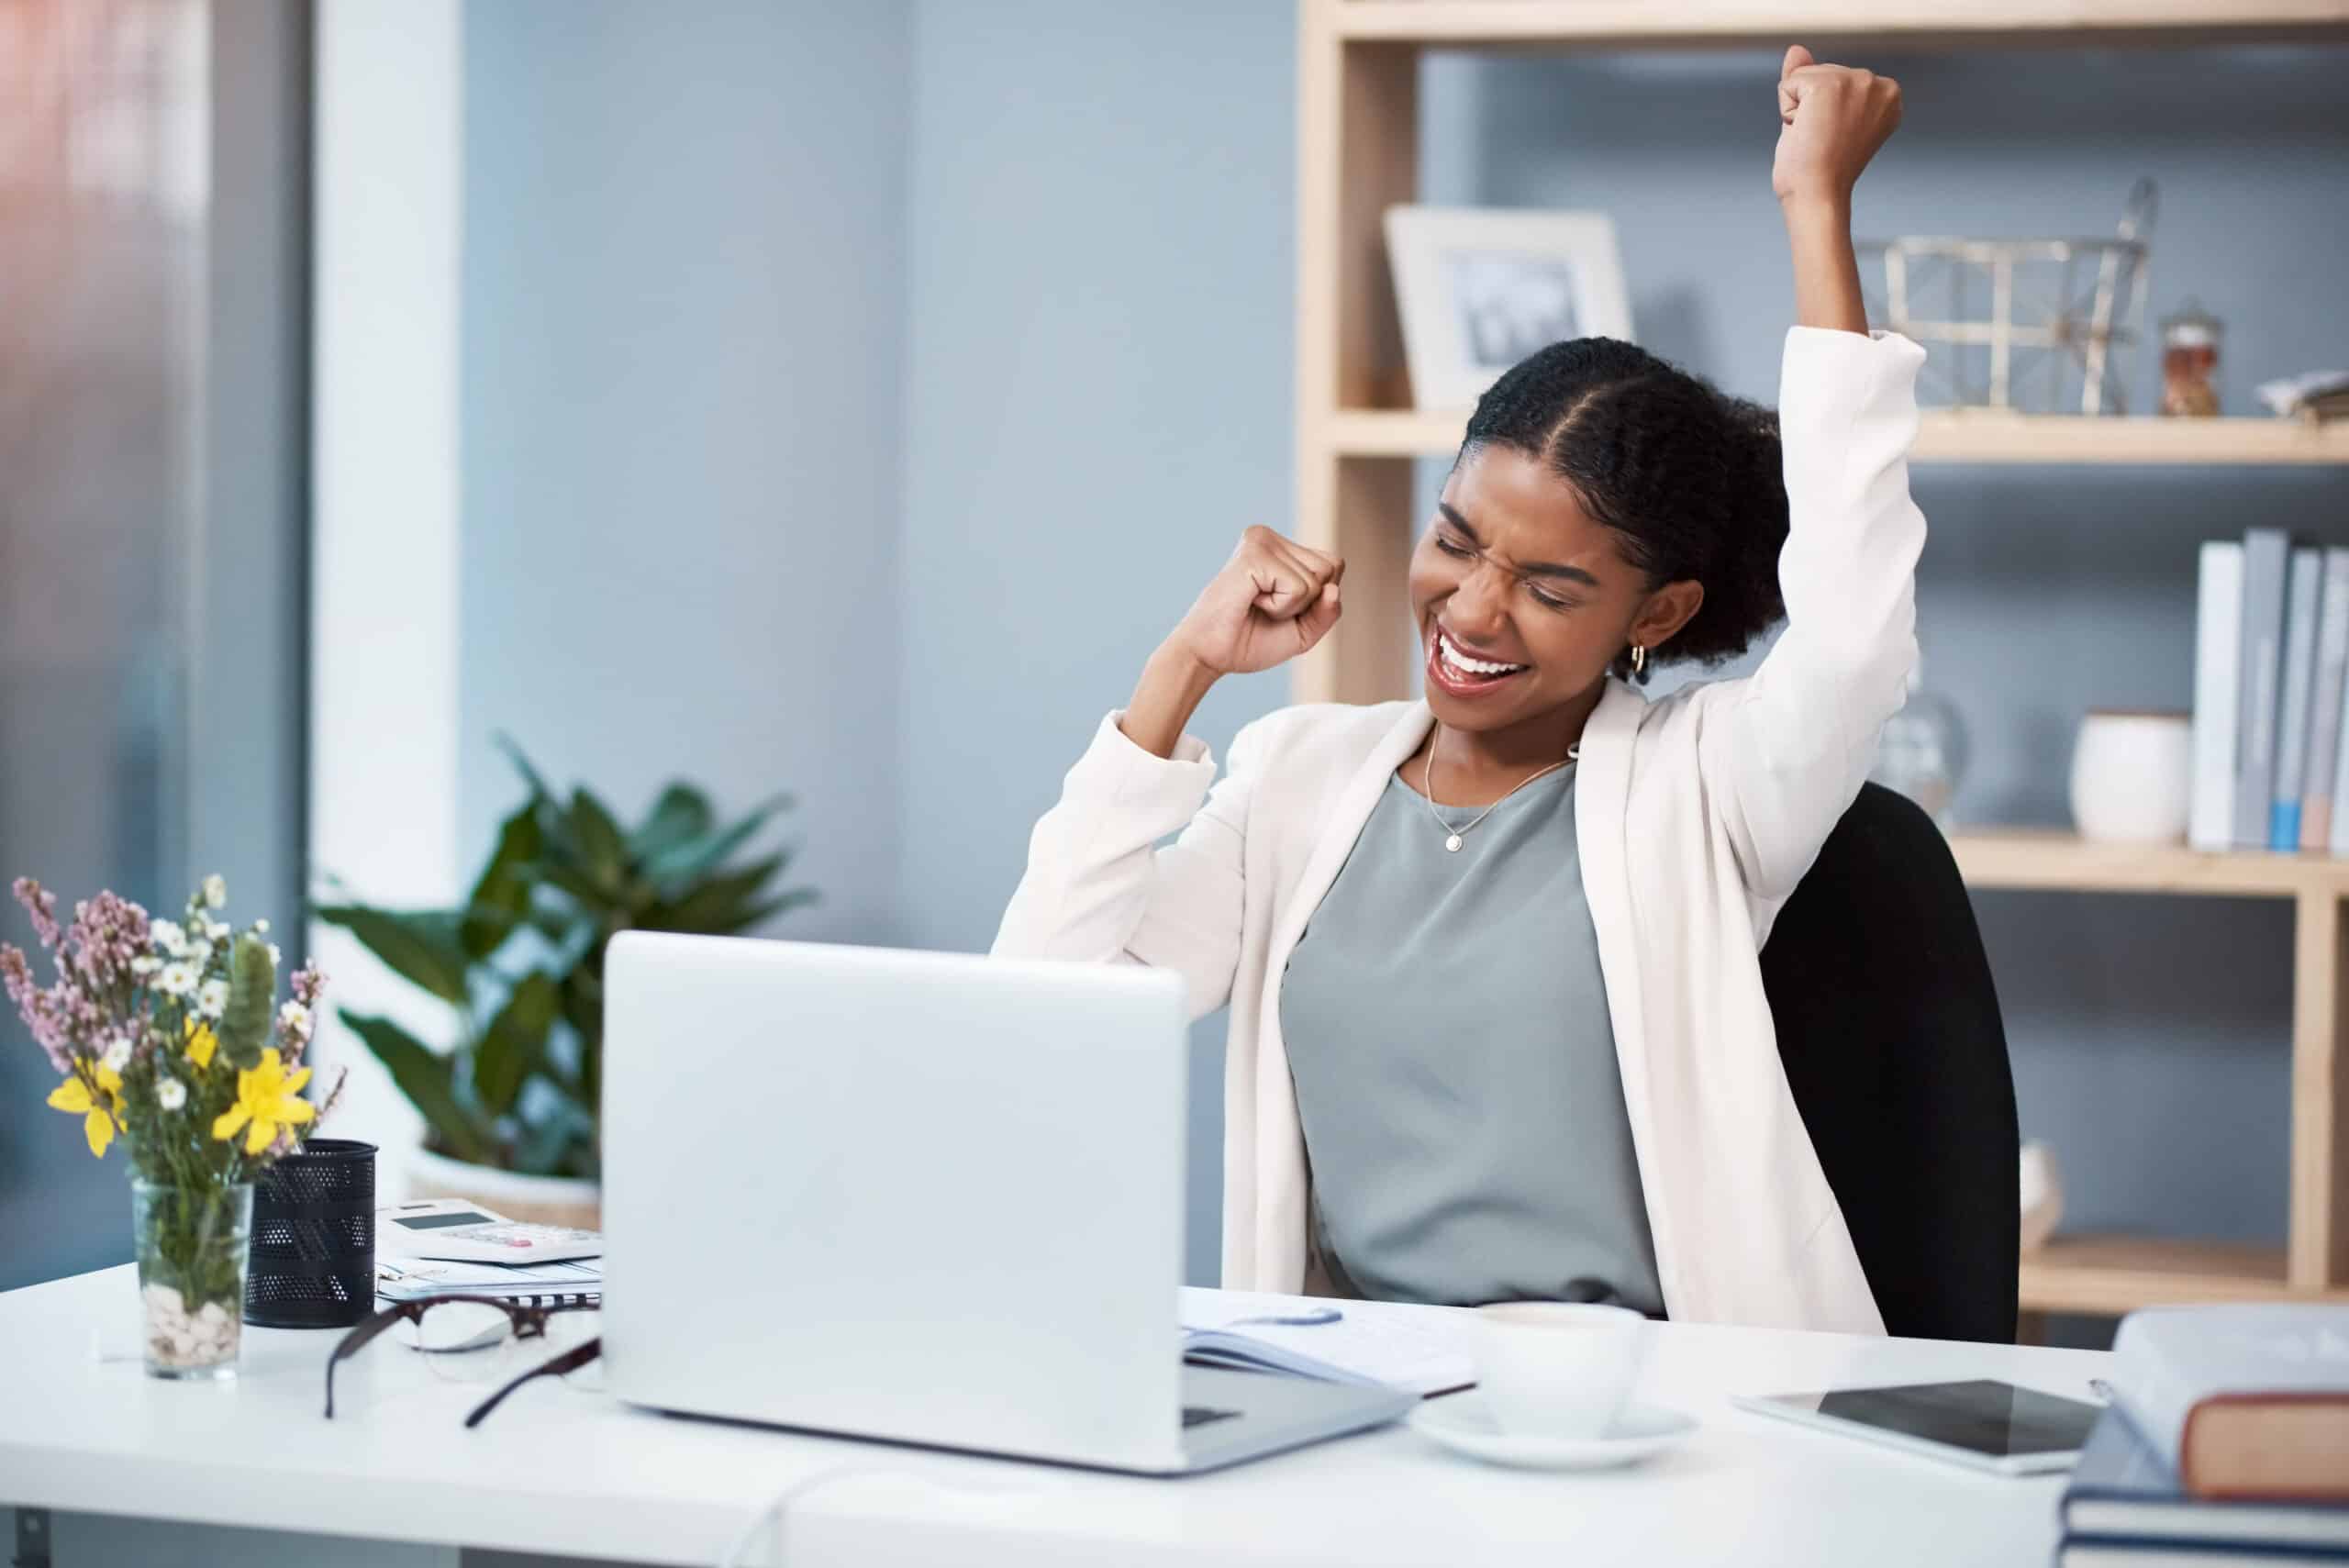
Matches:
[1698,326,1928,901]
[990,709,1268,1021]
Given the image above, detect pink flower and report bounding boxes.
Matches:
[12,879,61,952]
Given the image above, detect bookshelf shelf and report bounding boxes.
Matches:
[1329,409,2349,466]
[2018,1236,2349,1317]
[1294,0,2349,1329]
[1330,1,2349,46]
[1949,830,2349,898]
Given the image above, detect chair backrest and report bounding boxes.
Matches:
[1757,784,2019,1343]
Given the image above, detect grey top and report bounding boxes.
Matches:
[1277,763,1665,1315]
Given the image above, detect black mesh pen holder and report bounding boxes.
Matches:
[244,1138,377,1329]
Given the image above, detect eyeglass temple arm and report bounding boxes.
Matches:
[463,1337,603,1430]
[323,1302,431,1419]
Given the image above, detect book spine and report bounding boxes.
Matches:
[2237,529,2292,850]
[2273,548,2324,850]
[2301,549,2349,850]
[2190,542,2245,852]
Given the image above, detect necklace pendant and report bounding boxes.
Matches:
[1445,833,1463,853]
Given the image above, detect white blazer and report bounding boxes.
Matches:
[995,326,1928,1333]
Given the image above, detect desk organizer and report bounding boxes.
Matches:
[244,1138,376,1328]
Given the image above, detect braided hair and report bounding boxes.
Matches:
[1460,338,1787,685]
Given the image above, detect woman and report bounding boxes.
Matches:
[996,48,1918,1333]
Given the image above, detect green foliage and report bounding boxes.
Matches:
[317,740,814,1178]
[217,936,278,1071]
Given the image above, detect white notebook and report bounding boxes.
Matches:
[1178,1287,1474,1396]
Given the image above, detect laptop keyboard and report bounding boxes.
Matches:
[1183,1404,1241,1429]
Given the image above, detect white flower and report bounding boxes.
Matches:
[101,1036,133,1073]
[150,920,187,958]
[254,918,270,935]
[202,918,228,943]
[278,1001,311,1036]
[157,962,198,997]
[131,955,161,977]
[267,943,283,968]
[187,940,214,971]
[197,979,229,1018]
[202,874,227,909]
[156,1078,186,1111]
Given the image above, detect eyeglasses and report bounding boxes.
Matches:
[326,1295,604,1428]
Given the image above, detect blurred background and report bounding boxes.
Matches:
[3,1,2345,1349]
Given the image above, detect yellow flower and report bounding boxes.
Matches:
[48,1063,125,1158]
[184,1017,217,1070]
[211,1048,315,1156]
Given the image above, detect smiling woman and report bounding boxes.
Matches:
[995,48,1920,1332]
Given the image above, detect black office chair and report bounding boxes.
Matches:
[1758,783,2020,1344]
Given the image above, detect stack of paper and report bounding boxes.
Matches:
[1178,1287,1473,1396]
[375,1256,602,1304]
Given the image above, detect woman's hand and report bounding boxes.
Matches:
[1118,528,1343,759]
[1772,46,1901,210]
[1168,526,1345,677]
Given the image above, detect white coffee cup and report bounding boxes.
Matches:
[1470,1301,1648,1440]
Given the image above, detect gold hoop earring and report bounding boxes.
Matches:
[1631,644,1647,676]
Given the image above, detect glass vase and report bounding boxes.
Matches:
[131,1177,254,1381]
[1870,658,1968,828]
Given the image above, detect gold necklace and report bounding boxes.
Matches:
[1418,723,1579,852]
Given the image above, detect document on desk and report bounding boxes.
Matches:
[1179,1287,1474,1396]
[375,1257,602,1304]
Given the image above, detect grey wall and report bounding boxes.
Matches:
[901,29,2349,1281]
[898,0,1297,1283]
[459,1,910,944]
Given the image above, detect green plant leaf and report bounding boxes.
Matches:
[629,784,714,862]
[705,888,819,936]
[217,936,277,1070]
[641,795,794,892]
[495,733,556,805]
[567,788,629,893]
[313,905,471,1005]
[339,1009,496,1165]
[472,971,560,1117]
[641,852,787,934]
[461,802,543,960]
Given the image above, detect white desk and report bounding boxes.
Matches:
[1,1266,2105,1567]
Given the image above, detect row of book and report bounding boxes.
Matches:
[2062,1303,2346,1565]
[2192,533,2349,853]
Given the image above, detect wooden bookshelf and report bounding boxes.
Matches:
[1293,0,2349,1326]
[1330,1,2349,47]
[1329,409,2349,466]
[2018,1236,2349,1316]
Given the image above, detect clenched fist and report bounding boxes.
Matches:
[1166,526,1346,677]
[1773,46,1901,208]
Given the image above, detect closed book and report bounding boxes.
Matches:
[2193,543,2246,851]
[2301,550,2349,850]
[2275,549,2325,849]
[2065,1404,2349,1551]
[2061,1540,2349,1565]
[2238,530,2292,849]
[2109,1305,2349,1503]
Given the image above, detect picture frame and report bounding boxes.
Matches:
[1384,206,1634,411]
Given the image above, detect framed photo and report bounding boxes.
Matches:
[1384,206,1633,411]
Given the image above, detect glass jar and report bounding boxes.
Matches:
[1870,659,1968,828]
[131,1178,254,1381]
[2159,300,2222,417]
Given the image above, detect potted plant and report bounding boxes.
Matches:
[317,741,812,1225]
[5,874,343,1378]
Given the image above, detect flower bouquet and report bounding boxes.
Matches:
[4,874,344,1379]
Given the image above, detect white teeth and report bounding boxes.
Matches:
[1437,631,1524,678]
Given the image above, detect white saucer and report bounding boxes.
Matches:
[1408,1394,1698,1471]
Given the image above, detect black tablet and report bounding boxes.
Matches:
[1731,1378,2105,1476]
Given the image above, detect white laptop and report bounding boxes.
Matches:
[600,932,1412,1473]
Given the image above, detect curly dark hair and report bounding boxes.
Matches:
[1460,337,1787,685]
